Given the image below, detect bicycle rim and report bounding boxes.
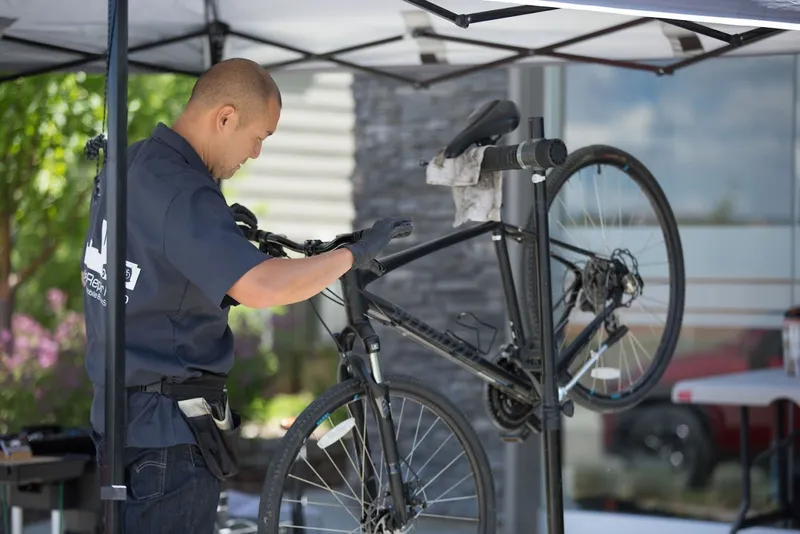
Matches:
[523,144,685,412]
[257,374,496,534]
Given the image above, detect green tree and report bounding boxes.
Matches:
[0,71,196,328]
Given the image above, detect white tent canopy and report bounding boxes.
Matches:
[0,0,799,87]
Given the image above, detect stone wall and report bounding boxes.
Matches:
[350,68,511,524]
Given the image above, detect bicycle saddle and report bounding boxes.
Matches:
[444,99,521,158]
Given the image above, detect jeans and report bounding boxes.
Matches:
[93,433,222,534]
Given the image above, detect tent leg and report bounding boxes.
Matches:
[529,117,565,534]
[101,0,129,533]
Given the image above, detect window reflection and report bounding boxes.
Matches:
[564,55,795,226]
[559,54,797,521]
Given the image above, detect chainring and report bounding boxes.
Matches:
[484,354,535,431]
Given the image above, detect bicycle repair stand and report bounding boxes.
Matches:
[527,116,566,534]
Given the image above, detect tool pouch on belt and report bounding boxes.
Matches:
[149,374,242,481]
[177,390,241,481]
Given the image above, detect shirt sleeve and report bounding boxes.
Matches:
[163,182,271,307]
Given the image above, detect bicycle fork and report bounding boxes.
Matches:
[336,324,410,529]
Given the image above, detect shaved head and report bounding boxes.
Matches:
[187,58,282,125]
[173,57,283,180]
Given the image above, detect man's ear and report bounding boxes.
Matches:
[216,105,236,131]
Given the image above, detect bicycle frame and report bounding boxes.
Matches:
[334,219,611,406]
[330,219,621,528]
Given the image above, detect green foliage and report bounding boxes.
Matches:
[246,392,316,426]
[0,289,91,434]
[224,305,286,421]
[0,293,289,433]
[0,71,196,325]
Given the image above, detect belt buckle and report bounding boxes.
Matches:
[141,381,163,394]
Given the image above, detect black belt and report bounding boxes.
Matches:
[129,374,227,402]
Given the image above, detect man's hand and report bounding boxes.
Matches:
[345,217,413,270]
[231,203,258,230]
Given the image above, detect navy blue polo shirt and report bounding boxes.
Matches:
[82,123,270,449]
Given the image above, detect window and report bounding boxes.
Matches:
[564,55,796,226]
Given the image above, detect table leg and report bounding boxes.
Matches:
[775,401,789,527]
[51,510,61,534]
[788,402,796,512]
[10,507,21,534]
[731,406,751,534]
[777,401,800,529]
[731,401,800,534]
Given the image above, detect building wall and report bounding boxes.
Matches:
[350,68,512,521]
[226,70,355,240]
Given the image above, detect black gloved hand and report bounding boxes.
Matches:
[231,203,258,231]
[345,217,413,270]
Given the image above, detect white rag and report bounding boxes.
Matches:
[425,145,502,227]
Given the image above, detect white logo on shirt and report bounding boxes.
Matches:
[83,219,142,306]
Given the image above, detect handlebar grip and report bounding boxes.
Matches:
[481,138,568,172]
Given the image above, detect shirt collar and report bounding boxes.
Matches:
[151,122,212,177]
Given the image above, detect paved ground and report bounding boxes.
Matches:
[19,409,609,534]
[20,487,477,534]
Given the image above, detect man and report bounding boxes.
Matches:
[81,58,410,533]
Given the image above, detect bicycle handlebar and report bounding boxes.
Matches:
[240,226,387,276]
[480,138,568,172]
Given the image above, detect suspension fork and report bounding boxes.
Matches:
[340,273,410,527]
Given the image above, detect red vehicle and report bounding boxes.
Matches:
[601,329,799,488]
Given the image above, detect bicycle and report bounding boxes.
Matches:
[245,99,685,534]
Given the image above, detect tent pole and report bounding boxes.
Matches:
[529,116,565,534]
[101,0,129,532]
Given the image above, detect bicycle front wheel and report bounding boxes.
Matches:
[524,144,685,413]
[257,374,496,534]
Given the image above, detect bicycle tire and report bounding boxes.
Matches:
[523,144,685,413]
[257,374,497,533]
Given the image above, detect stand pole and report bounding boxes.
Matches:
[101,0,129,532]
[529,117,565,534]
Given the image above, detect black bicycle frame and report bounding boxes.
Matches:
[334,219,607,406]
[331,217,618,528]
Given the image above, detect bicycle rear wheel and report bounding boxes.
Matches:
[523,144,685,413]
[257,374,496,533]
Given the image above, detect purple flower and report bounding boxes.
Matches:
[46,288,67,314]
[37,339,59,369]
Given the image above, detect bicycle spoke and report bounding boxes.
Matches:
[417,513,479,522]
[428,472,474,503]
[277,523,355,533]
[412,433,453,478]
[282,498,361,510]
[418,450,466,494]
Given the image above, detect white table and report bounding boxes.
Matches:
[672,368,800,407]
[672,368,799,534]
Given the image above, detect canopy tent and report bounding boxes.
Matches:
[0,0,799,88]
[1,1,798,534]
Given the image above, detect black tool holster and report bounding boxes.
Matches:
[132,373,242,481]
